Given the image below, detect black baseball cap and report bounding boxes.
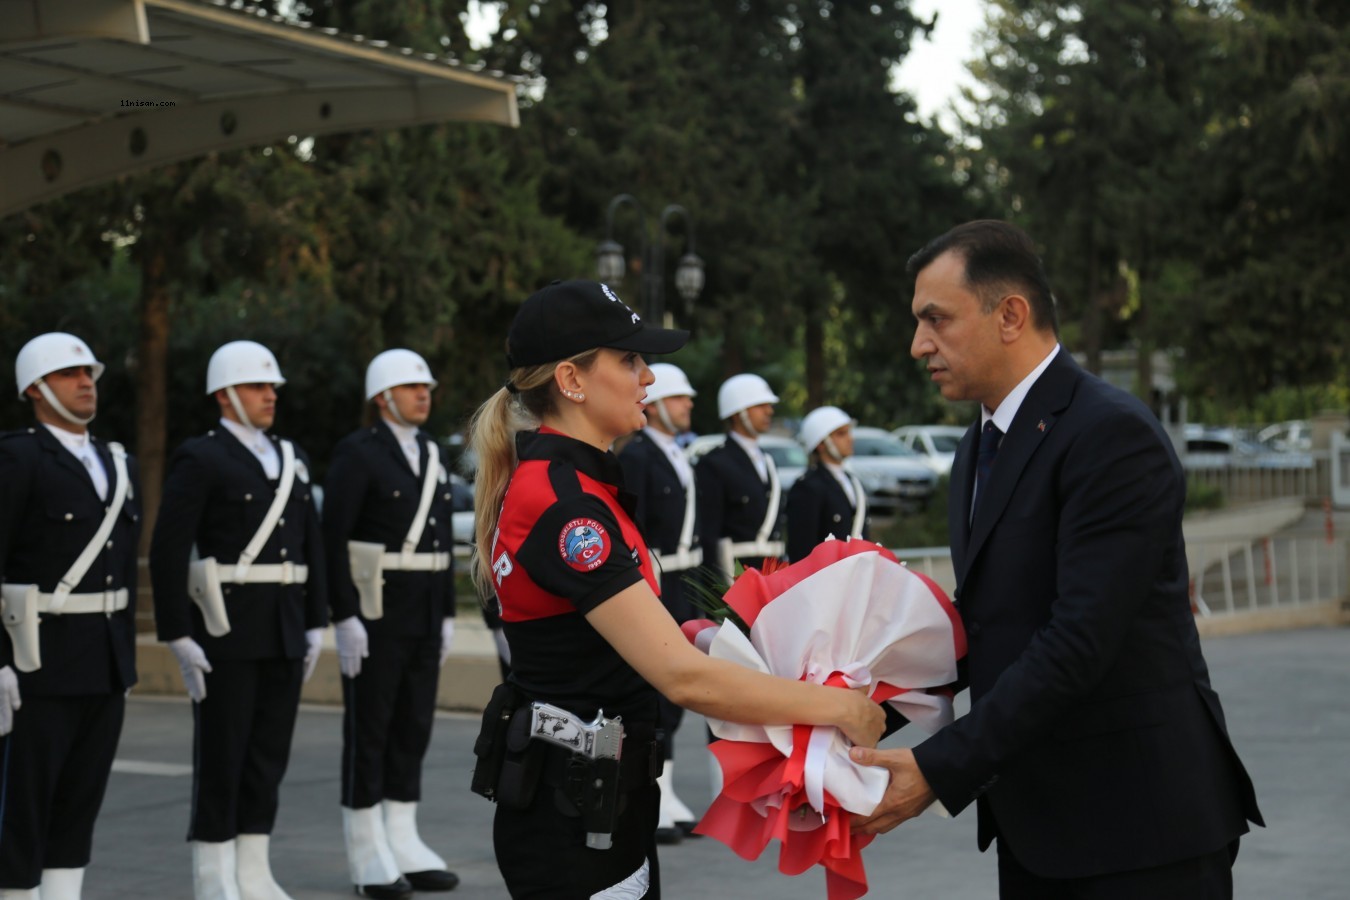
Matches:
[506,280,689,368]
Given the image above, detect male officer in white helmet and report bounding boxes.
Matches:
[786,406,869,562]
[694,373,787,586]
[616,362,702,843]
[150,340,328,900]
[0,333,140,900]
[321,350,458,898]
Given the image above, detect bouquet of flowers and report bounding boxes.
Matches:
[681,538,966,900]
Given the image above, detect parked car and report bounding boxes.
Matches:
[1183,425,1313,470]
[846,427,939,513]
[892,424,967,476]
[1256,420,1313,454]
[684,433,807,488]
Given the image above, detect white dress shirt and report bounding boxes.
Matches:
[728,430,769,482]
[384,416,422,476]
[643,426,693,489]
[822,460,858,507]
[220,416,279,479]
[44,423,108,500]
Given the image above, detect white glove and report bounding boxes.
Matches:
[0,666,21,736]
[302,627,324,683]
[334,616,368,679]
[438,618,456,668]
[168,637,211,702]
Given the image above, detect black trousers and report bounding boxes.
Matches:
[341,633,439,809]
[997,839,1238,899]
[494,781,661,899]
[189,658,303,842]
[0,693,125,888]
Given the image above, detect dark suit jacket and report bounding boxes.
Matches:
[786,465,869,562]
[150,427,328,660]
[0,427,139,696]
[321,421,455,638]
[911,350,1262,878]
[618,430,699,621]
[695,437,782,582]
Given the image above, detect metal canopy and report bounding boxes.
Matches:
[0,0,521,217]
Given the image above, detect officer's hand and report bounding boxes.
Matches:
[438,618,456,668]
[333,616,369,679]
[848,746,937,835]
[168,637,211,702]
[0,666,21,736]
[302,628,324,683]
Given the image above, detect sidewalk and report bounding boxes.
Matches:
[93,626,1348,899]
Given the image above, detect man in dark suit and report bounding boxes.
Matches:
[0,333,140,900]
[617,362,702,841]
[322,349,458,899]
[787,405,868,562]
[695,373,785,586]
[151,340,328,900]
[851,221,1262,898]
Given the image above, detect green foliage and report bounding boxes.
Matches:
[1184,478,1226,513]
[870,477,952,550]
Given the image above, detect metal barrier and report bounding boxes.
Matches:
[1187,534,1349,616]
[1185,454,1332,506]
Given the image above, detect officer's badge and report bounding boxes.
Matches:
[558,518,610,572]
[295,460,310,484]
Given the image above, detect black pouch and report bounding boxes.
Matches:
[470,682,525,801]
[496,705,547,810]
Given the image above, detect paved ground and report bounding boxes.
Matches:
[89,625,1349,899]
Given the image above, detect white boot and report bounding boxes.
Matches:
[235,834,291,900]
[342,806,401,888]
[659,760,697,826]
[192,840,242,900]
[39,868,83,900]
[0,887,41,899]
[381,800,446,873]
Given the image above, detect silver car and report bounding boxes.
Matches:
[846,427,939,513]
[892,424,968,476]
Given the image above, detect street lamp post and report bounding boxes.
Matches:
[595,193,705,327]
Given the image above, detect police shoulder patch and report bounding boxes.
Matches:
[558,518,610,572]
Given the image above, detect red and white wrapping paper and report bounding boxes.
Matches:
[680,538,966,900]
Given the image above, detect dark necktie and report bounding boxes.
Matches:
[974,420,1002,516]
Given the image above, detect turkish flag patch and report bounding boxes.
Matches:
[558,518,610,572]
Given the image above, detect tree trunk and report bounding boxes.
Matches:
[135,243,170,558]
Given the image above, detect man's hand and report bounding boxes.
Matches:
[0,666,21,736]
[168,637,212,702]
[334,616,369,679]
[849,746,937,834]
[438,618,456,668]
[302,628,324,683]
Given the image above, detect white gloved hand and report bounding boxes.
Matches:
[302,627,324,683]
[333,616,368,679]
[168,637,211,702]
[438,618,456,668]
[0,666,21,736]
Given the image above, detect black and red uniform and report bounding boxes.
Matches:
[489,427,662,898]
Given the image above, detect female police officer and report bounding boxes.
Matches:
[466,281,884,899]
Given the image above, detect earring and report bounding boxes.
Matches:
[563,389,585,402]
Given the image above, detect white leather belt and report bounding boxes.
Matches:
[224,563,309,585]
[380,551,452,572]
[36,588,129,615]
[725,540,785,560]
[651,547,703,573]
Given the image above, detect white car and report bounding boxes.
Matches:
[892,424,967,477]
[846,427,939,513]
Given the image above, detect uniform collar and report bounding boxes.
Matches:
[381,415,421,447]
[517,426,626,488]
[219,415,270,449]
[42,422,93,452]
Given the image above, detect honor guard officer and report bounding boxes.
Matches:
[322,350,459,899]
[787,406,869,562]
[150,340,328,900]
[694,373,786,586]
[465,280,883,899]
[0,334,140,900]
[616,363,702,843]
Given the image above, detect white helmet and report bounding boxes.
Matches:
[646,363,696,403]
[205,341,285,395]
[365,349,437,400]
[799,406,854,454]
[717,373,779,420]
[15,332,104,399]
